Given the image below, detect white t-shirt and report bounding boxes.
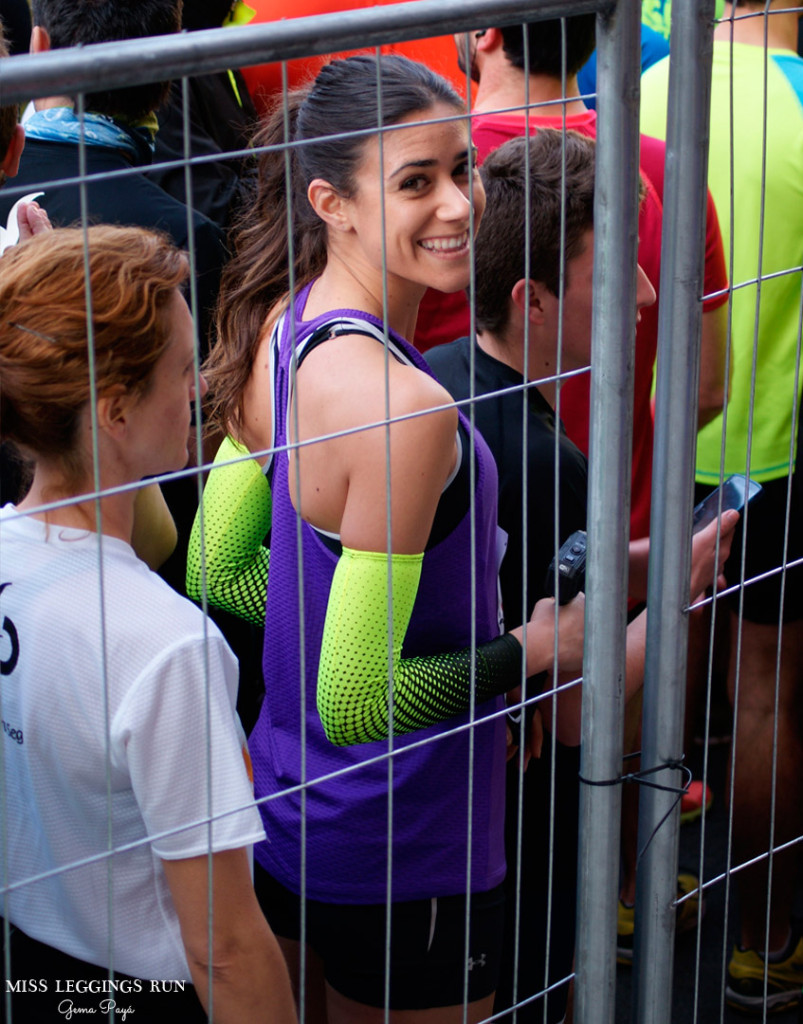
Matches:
[0,505,265,981]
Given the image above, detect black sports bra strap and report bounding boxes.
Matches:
[297,319,389,369]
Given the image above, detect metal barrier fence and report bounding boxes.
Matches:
[637,4,803,1024]
[2,0,797,1022]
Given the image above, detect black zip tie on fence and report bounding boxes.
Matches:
[578,753,694,864]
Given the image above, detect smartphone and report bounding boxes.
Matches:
[692,474,762,534]
[507,530,587,736]
[544,529,587,605]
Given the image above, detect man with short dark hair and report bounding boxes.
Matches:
[429,131,633,1024]
[496,13,596,78]
[433,130,606,684]
[29,0,178,117]
[427,129,737,1024]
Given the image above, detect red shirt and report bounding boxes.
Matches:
[415,108,728,544]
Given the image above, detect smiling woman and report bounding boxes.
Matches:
[188,55,585,1024]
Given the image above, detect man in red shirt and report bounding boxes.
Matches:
[415,14,729,550]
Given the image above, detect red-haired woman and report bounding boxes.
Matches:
[0,226,295,1023]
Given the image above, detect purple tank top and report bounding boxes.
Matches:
[251,282,507,903]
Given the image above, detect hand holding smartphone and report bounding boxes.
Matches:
[692,473,762,534]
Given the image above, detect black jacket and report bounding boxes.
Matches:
[152,71,258,232]
[0,131,227,355]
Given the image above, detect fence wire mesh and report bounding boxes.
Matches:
[0,1,800,1023]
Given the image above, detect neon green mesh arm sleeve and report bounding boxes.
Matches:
[317,546,523,746]
[186,435,270,626]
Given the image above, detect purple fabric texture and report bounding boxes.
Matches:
[250,281,507,904]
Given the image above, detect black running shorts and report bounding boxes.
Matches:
[255,862,505,1010]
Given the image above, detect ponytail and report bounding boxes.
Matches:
[206,86,324,436]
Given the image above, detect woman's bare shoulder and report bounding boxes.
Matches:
[297,331,456,429]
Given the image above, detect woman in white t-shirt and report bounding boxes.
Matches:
[0,226,295,1024]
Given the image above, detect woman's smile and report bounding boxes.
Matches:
[417,230,471,255]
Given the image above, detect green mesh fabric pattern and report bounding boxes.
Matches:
[317,547,523,746]
[186,435,271,626]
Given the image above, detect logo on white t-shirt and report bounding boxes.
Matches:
[0,582,19,676]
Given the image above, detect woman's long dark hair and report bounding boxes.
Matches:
[205,54,464,435]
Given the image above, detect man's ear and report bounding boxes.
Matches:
[308,178,352,233]
[476,27,504,54]
[511,278,549,324]
[0,124,25,178]
[30,26,51,55]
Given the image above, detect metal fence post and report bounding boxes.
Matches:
[0,0,604,108]
[574,2,642,1022]
[632,1,716,1021]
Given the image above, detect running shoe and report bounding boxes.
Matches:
[617,873,702,965]
[617,899,635,965]
[680,780,713,825]
[675,872,703,935]
[726,935,803,1015]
